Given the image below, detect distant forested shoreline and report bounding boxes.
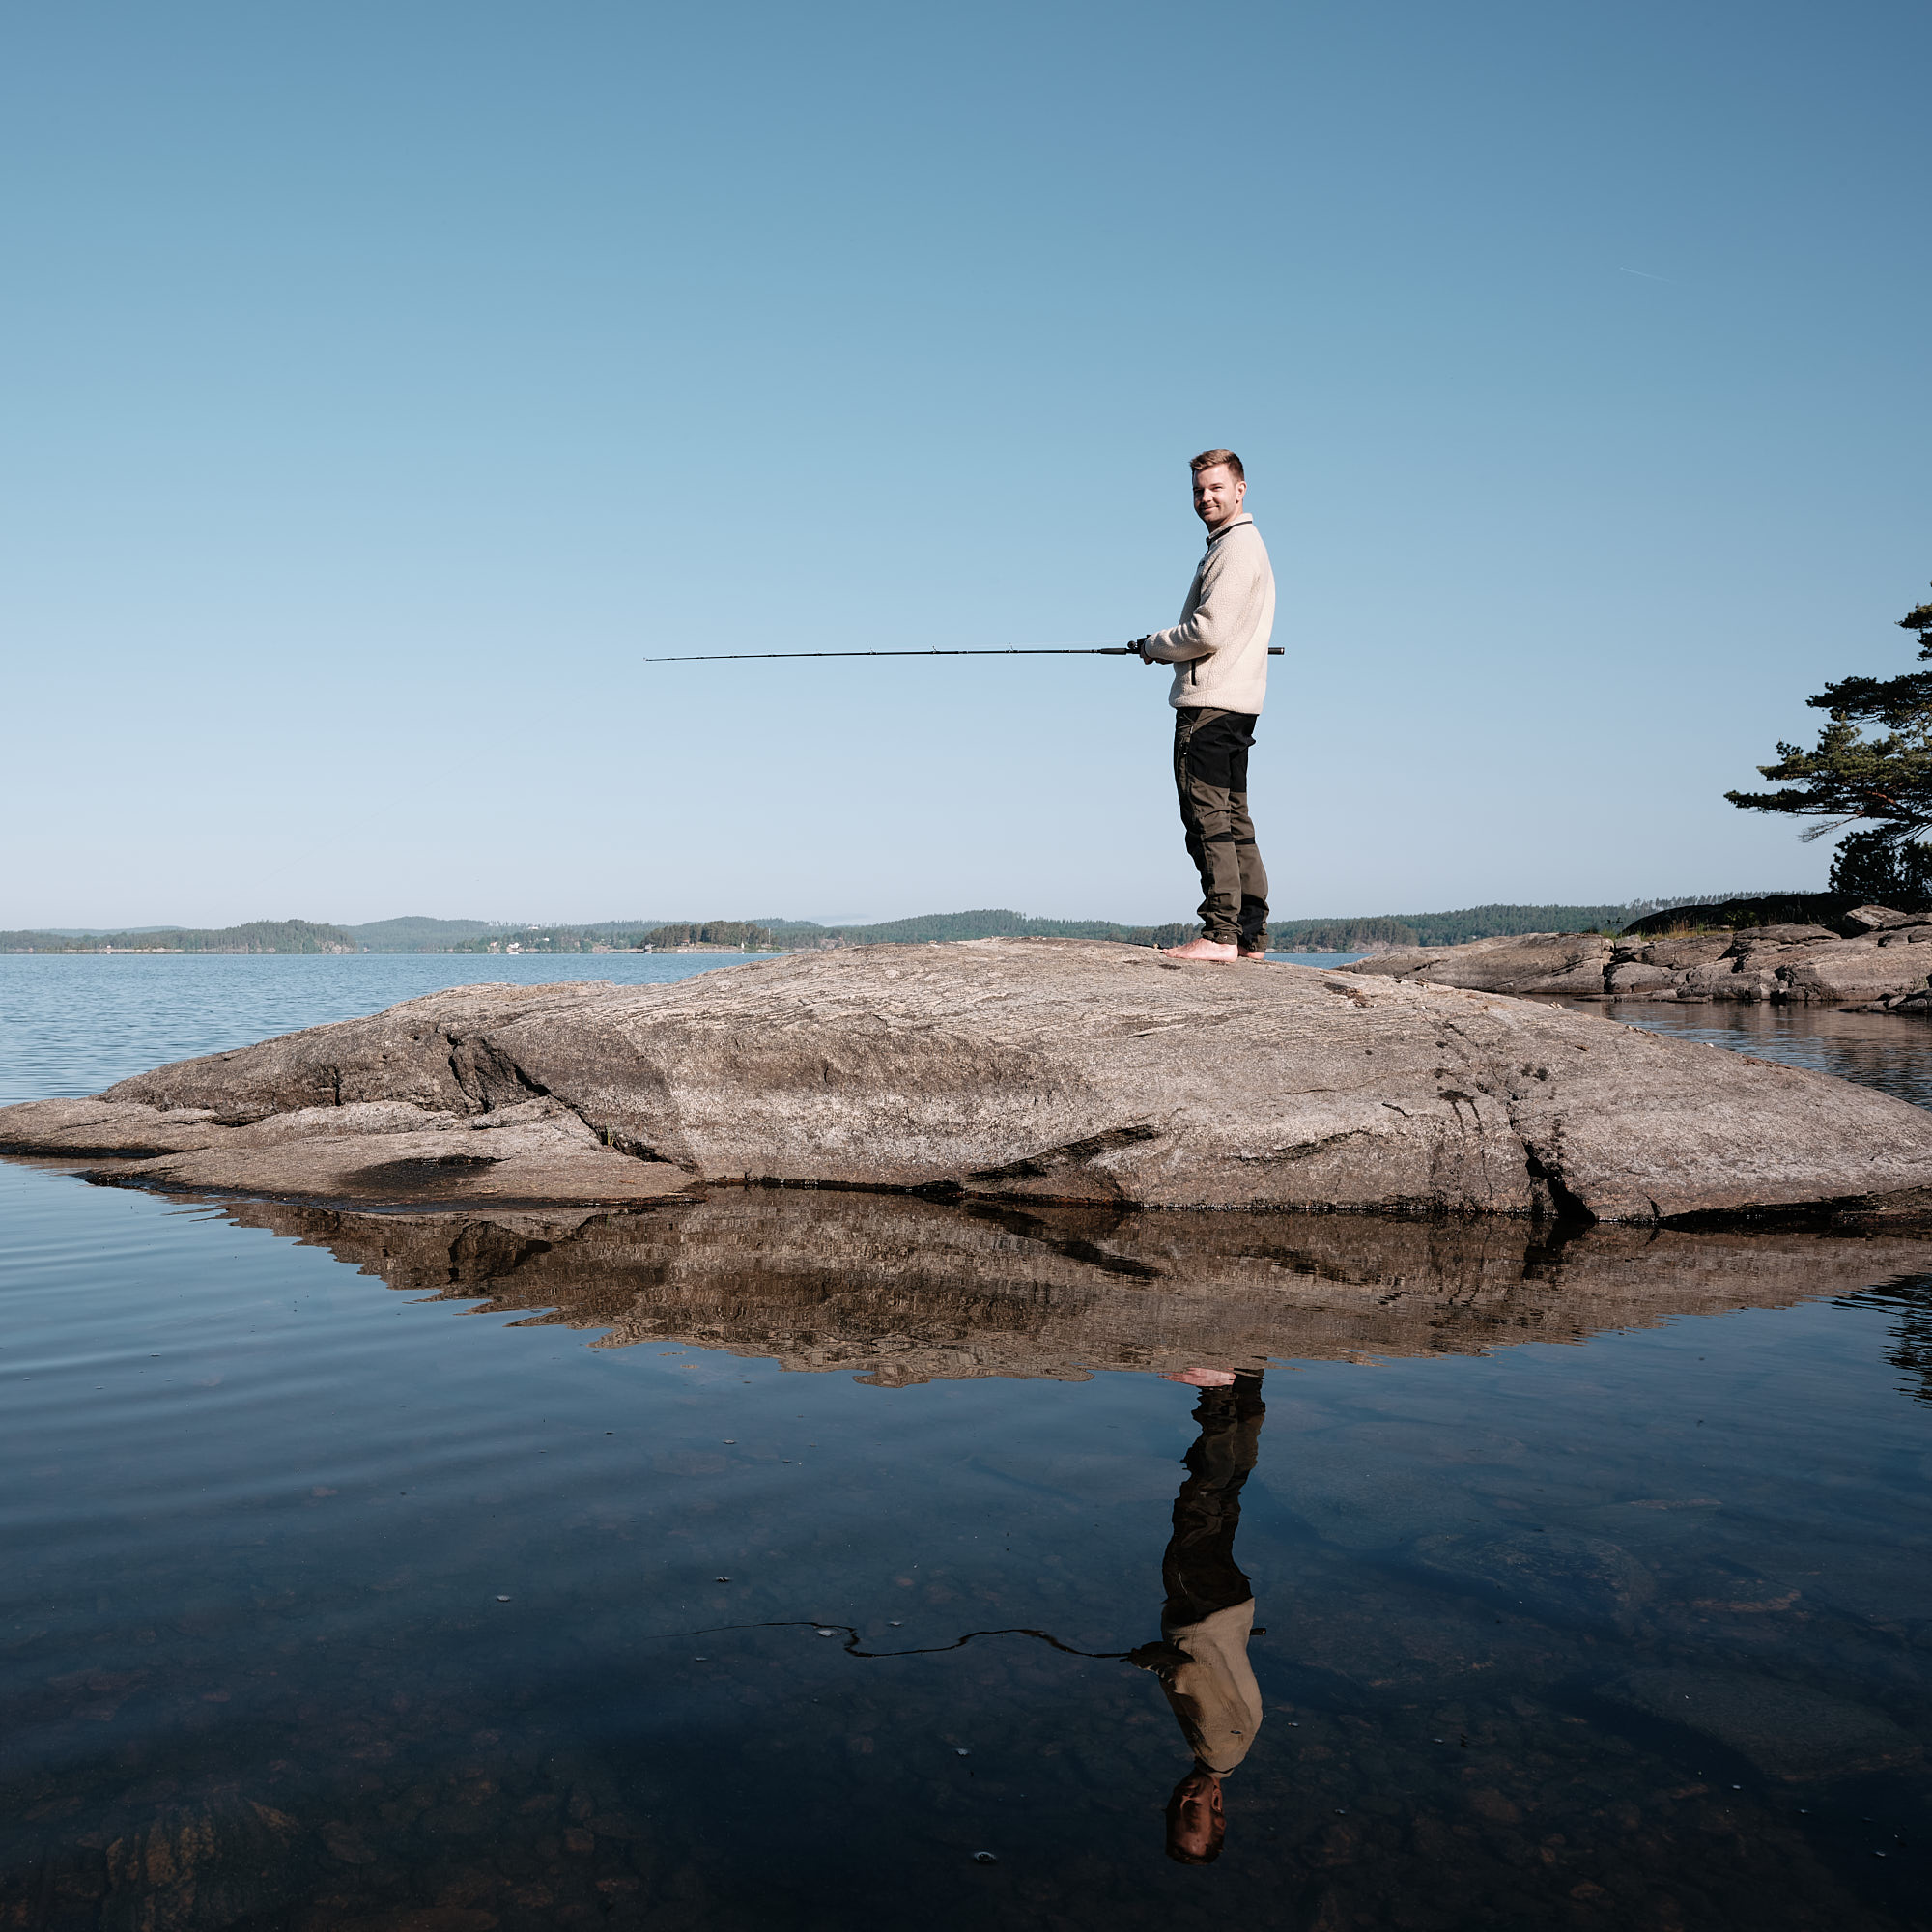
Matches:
[0,920,360,954]
[0,895,1804,955]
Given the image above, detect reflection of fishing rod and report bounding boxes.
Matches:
[643,645,1286,663]
[634,1615,1133,1661]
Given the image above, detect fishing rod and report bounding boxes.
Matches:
[643,644,1286,663]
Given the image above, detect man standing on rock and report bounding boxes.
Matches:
[1131,450,1275,962]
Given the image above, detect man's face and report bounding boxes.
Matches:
[1191,464,1245,528]
[1167,1769,1226,1863]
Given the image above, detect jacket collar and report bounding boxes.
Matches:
[1205,512,1254,546]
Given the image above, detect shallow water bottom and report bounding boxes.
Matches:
[3,1159,1930,1932]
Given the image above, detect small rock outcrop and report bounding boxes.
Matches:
[5,940,1932,1225]
[1351,906,1932,1008]
[1867,988,1932,1014]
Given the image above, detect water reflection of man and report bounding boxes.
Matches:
[1133,1366,1266,1865]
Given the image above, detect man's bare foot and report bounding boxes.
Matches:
[1162,1367,1238,1386]
[1238,949,1270,962]
[1163,938,1239,962]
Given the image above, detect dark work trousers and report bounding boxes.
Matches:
[1173,707,1269,948]
[1161,1374,1266,1628]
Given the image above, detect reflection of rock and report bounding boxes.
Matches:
[1598,1668,1922,1782]
[1353,907,1932,1009]
[210,1191,1932,1384]
[6,941,1932,1225]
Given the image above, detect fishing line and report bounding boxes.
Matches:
[632,1616,1133,1661]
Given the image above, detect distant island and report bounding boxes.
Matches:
[0,920,363,955]
[0,895,1811,956]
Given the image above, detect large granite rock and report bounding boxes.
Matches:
[5,940,1932,1225]
[1354,906,1932,1007]
[206,1190,1932,1386]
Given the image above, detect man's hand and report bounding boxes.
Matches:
[1130,636,1155,663]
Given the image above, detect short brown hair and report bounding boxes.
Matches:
[1189,448,1243,481]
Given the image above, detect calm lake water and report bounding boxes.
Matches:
[2,956,1930,1931]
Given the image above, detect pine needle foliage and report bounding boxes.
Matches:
[1727,588,1932,854]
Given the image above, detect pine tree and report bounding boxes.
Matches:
[1726,589,1932,888]
[1827,828,1932,909]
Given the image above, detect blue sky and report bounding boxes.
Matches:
[5,1,1926,927]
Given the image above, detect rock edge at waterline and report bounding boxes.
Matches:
[4,939,1932,1226]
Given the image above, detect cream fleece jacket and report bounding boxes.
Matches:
[1155,1599,1264,1776]
[1140,513,1275,715]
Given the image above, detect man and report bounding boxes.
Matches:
[1131,1367,1267,1864]
[1131,450,1276,962]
